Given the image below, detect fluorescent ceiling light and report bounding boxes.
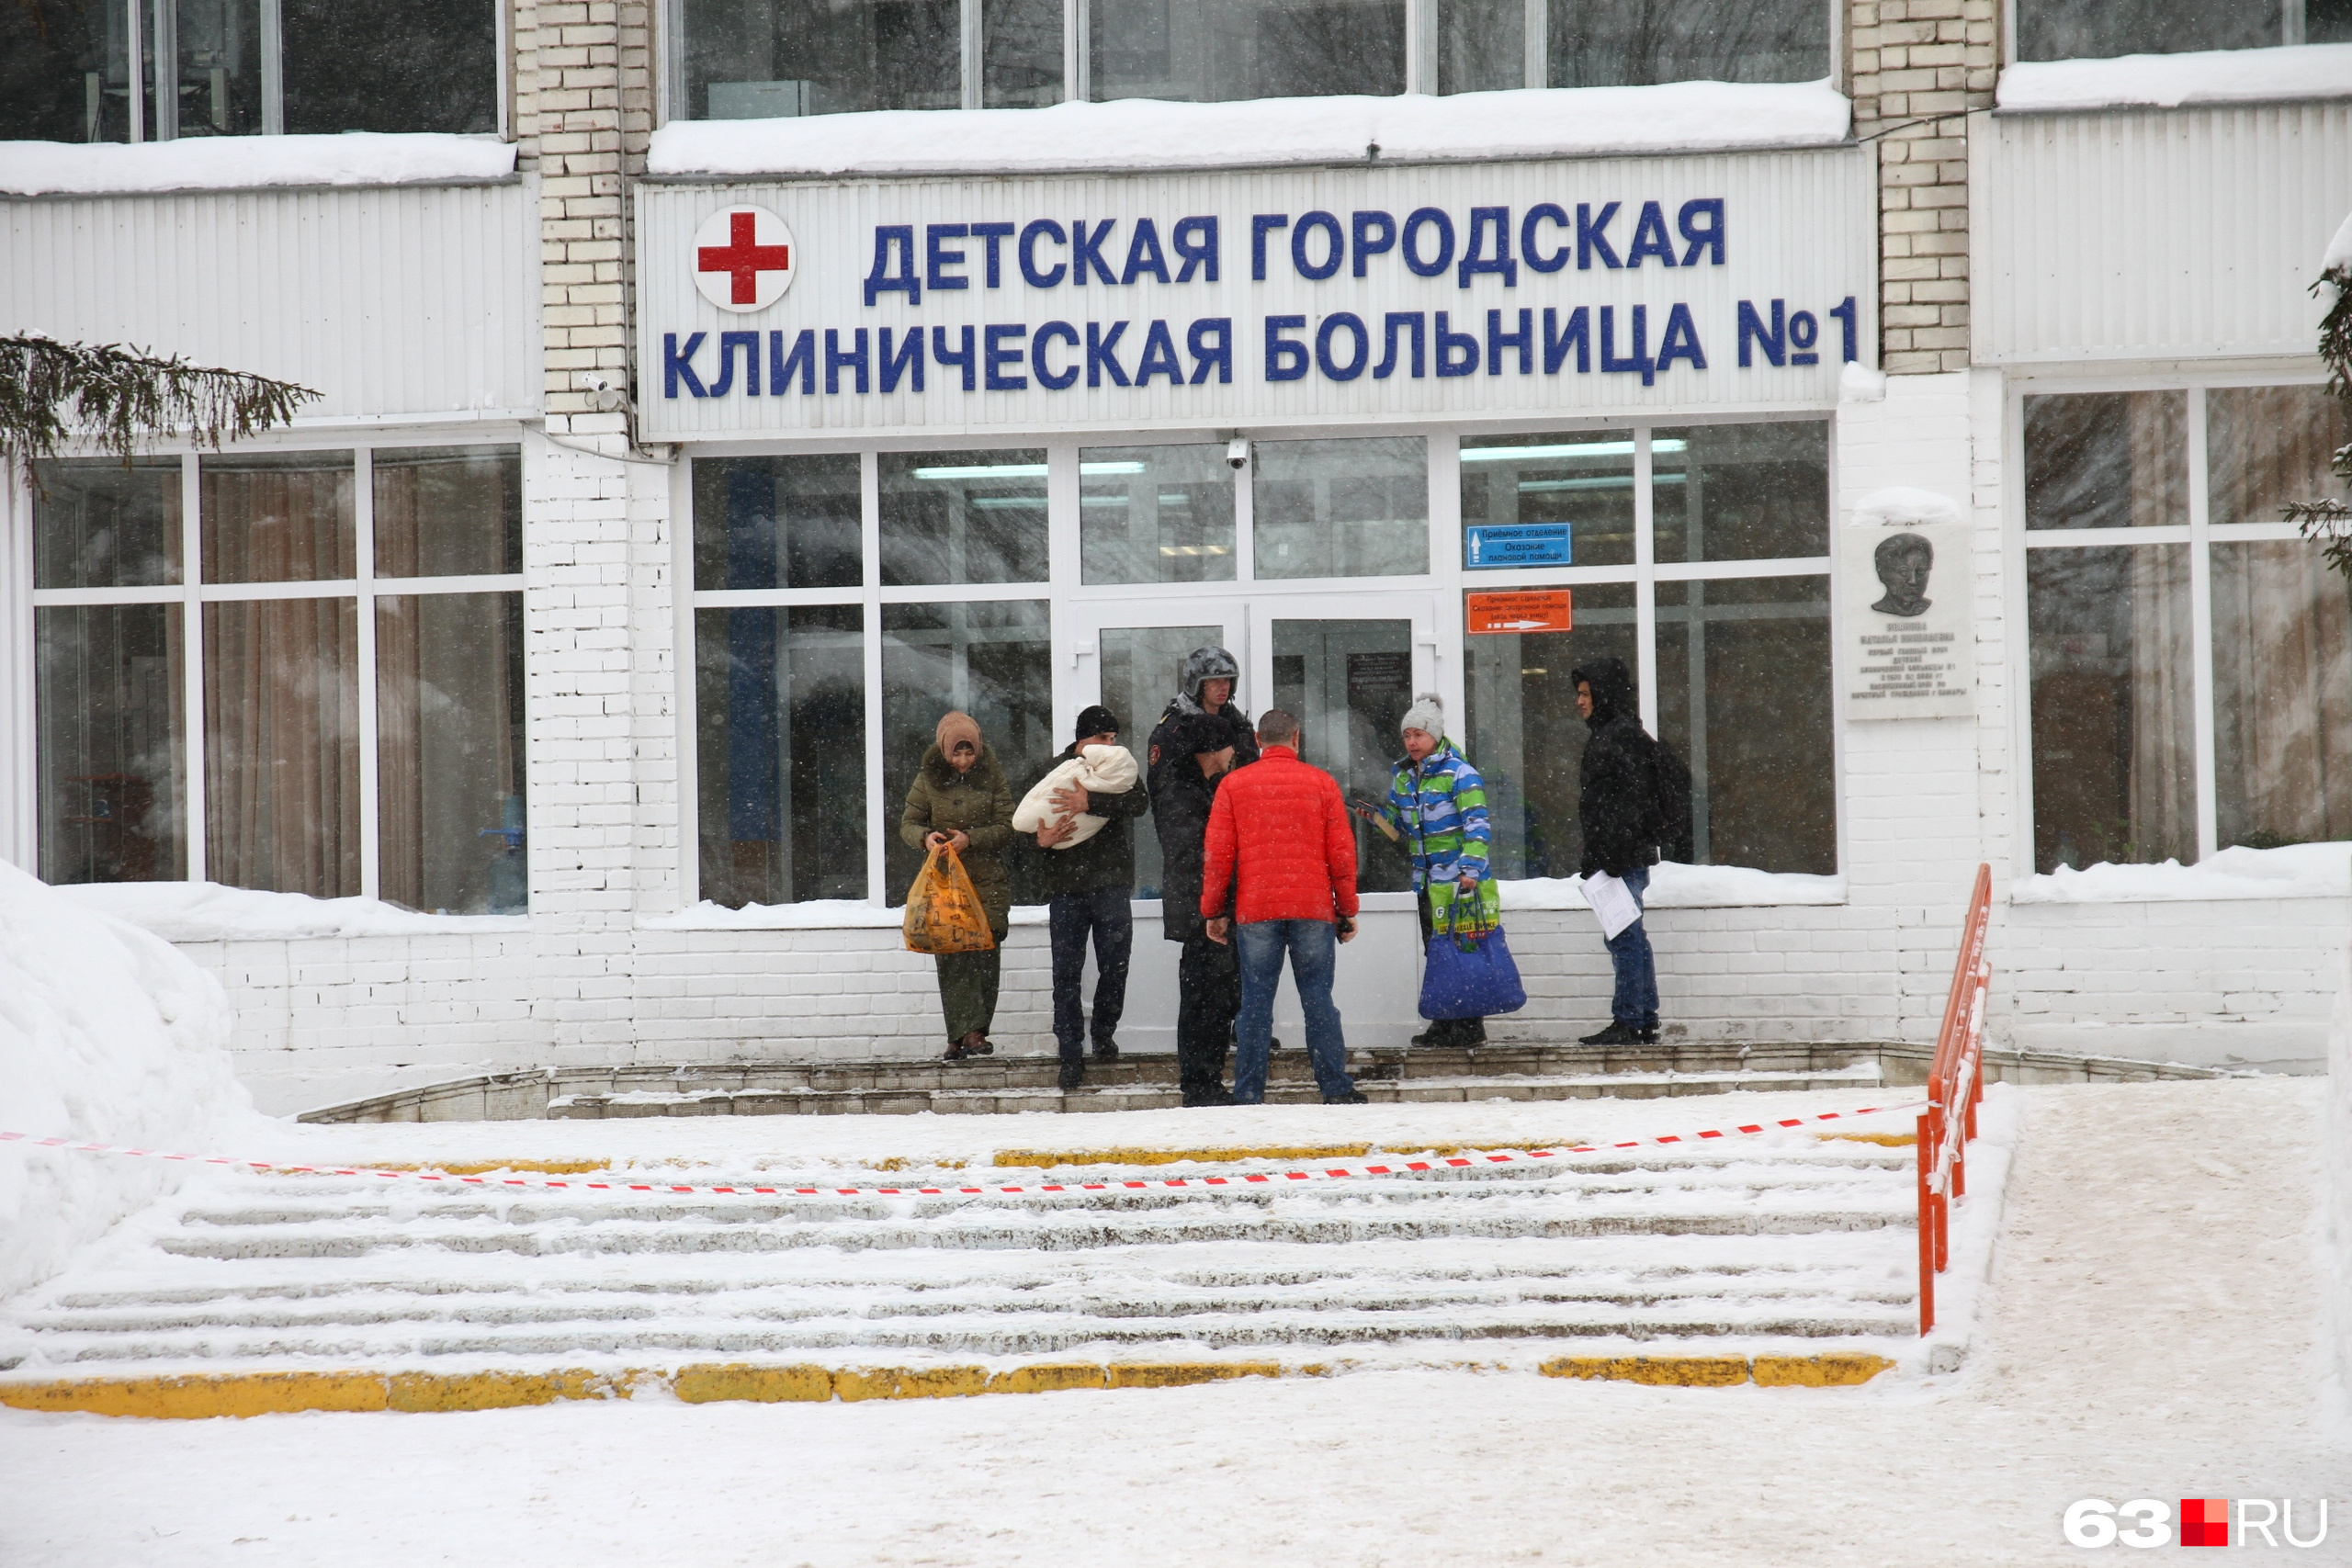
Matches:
[1516,474,1685,493]
[1461,438,1687,462]
[912,463,1048,479]
[1080,461,1148,475]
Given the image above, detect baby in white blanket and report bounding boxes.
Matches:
[1012,743,1140,848]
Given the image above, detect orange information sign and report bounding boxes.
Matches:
[1465,590,1572,635]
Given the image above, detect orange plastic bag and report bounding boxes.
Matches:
[903,844,996,954]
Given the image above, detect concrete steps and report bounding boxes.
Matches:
[1,1144,1926,1396]
[299,1040,2227,1125]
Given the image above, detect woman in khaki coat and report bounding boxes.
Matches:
[899,710,1016,1060]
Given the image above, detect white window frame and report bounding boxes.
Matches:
[656,0,1847,122]
[21,432,527,904]
[2005,367,2335,876]
[91,0,508,142]
[675,410,1843,912]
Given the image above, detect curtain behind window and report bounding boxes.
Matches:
[199,455,360,897]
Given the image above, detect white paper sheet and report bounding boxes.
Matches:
[1581,872,1643,941]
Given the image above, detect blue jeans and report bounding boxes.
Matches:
[1605,866,1658,1029]
[1048,886,1132,1061]
[1233,919,1355,1103]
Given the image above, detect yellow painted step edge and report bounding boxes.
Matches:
[0,1356,1891,1419]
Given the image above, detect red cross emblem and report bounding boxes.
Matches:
[692,205,796,313]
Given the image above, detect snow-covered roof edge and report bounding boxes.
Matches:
[0,132,517,199]
[1997,43,2352,115]
[647,81,1852,181]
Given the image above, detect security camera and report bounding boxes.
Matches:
[1226,437,1250,469]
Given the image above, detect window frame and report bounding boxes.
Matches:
[22,431,528,907]
[674,410,1845,913]
[657,0,1845,121]
[75,0,508,143]
[2007,367,2335,875]
[2006,0,2321,63]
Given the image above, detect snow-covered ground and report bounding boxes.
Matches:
[1,1077,2339,1566]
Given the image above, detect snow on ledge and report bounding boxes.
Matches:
[0,133,516,197]
[2012,842,2352,905]
[1502,863,1845,912]
[49,881,530,940]
[1996,44,2352,114]
[644,898,1049,931]
[647,82,1851,180]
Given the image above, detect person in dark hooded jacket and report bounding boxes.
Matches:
[1146,646,1260,806]
[1570,657,1661,1045]
[1151,711,1241,1106]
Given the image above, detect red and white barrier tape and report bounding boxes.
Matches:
[0,1103,1927,1200]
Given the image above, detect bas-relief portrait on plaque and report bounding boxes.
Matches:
[1839,517,1974,719]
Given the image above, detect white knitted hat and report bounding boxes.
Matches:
[1400,693,1443,739]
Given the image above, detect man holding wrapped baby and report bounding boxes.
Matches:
[1014,703,1152,1092]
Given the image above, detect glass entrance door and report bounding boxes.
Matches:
[1069,600,1245,898]
[1247,595,1438,896]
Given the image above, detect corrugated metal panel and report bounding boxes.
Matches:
[1973,103,2352,365]
[1,179,540,420]
[636,149,1876,443]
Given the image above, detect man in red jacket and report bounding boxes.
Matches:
[1201,709,1367,1105]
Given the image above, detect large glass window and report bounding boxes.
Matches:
[695,454,863,592]
[283,0,495,134]
[1440,0,1527,93]
[1091,0,1405,101]
[1080,444,1238,585]
[2025,391,2188,533]
[1653,420,1829,564]
[2018,1,2350,61]
[1552,0,1828,87]
[378,592,527,913]
[31,444,526,910]
[1253,435,1429,581]
[882,600,1055,905]
[2025,384,2352,873]
[1461,430,1635,570]
[1,0,494,141]
[696,605,868,908]
[37,604,188,885]
[880,449,1049,586]
[1657,575,1835,874]
[1464,423,1837,879]
[662,0,1851,117]
[680,0,961,118]
[0,0,138,142]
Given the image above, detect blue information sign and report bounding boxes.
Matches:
[1464,524,1572,569]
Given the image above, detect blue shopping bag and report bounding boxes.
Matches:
[1419,901,1527,1020]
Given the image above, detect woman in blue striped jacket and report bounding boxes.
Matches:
[1359,694,1496,1049]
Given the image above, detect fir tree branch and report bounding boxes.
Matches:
[0,333,319,485]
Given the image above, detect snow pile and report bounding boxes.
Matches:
[1838,362,1888,404]
[1997,43,2352,113]
[52,880,527,940]
[1849,486,1963,528]
[2331,934,2352,1392]
[2011,840,2352,904]
[0,861,252,1303]
[648,81,1850,178]
[2324,209,2352,274]
[0,132,514,197]
[1502,863,1844,911]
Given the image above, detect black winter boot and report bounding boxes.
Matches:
[1578,1021,1643,1046]
[1058,1059,1084,1091]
